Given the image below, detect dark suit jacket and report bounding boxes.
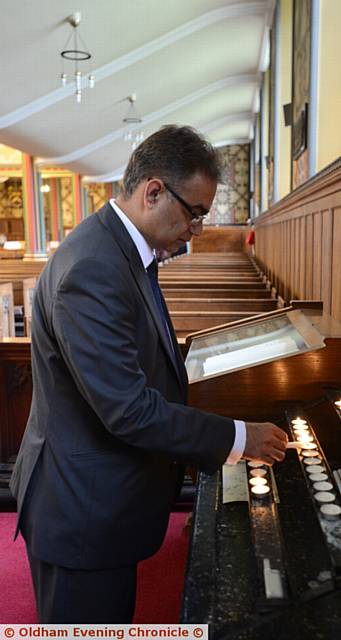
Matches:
[10,202,235,569]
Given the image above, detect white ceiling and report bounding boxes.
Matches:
[0,0,274,182]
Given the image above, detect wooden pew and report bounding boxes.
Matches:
[161,274,259,281]
[166,298,277,312]
[171,310,261,338]
[160,251,276,344]
[0,259,46,305]
[163,288,272,298]
[161,280,266,289]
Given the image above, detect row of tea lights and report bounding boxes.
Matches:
[291,417,341,520]
[247,462,271,496]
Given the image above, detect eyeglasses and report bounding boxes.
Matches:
[163,182,209,225]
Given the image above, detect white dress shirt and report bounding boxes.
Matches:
[110,199,246,464]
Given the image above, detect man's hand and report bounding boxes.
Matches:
[244,422,288,466]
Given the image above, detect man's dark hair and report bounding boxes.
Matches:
[121,125,221,197]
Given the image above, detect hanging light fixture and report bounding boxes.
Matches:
[60,12,95,104]
[123,94,144,150]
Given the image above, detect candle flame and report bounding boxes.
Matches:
[251,485,270,495]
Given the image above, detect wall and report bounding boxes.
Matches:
[261,70,270,211]
[278,0,293,199]
[316,0,341,171]
[206,144,250,225]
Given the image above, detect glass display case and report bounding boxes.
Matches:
[185,308,325,384]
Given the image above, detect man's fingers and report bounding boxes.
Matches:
[260,455,276,467]
[244,421,289,465]
[271,447,286,462]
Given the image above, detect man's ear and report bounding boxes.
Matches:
[145,179,162,207]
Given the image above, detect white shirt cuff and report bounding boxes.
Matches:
[225,420,246,465]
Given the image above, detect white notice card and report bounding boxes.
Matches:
[222,460,249,503]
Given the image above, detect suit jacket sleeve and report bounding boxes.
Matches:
[51,257,236,474]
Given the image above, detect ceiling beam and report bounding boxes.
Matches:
[201,112,253,135]
[36,77,258,165]
[0,2,268,129]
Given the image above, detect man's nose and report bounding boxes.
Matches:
[190,220,203,236]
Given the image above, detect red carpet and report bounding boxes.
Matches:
[0,512,189,623]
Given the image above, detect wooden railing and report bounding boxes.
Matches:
[255,157,341,323]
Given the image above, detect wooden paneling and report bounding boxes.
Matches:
[255,158,341,322]
[313,212,322,299]
[306,213,313,298]
[0,339,31,461]
[332,207,341,321]
[321,209,333,315]
[299,216,306,298]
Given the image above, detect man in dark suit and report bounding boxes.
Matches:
[10,125,287,623]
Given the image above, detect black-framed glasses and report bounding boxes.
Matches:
[163,182,209,225]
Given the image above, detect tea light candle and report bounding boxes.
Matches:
[334,399,341,409]
[320,504,341,519]
[304,458,321,466]
[306,464,326,474]
[302,450,320,457]
[249,477,267,486]
[248,461,264,468]
[309,473,328,482]
[251,485,270,496]
[250,468,267,477]
[293,431,309,438]
[313,481,334,492]
[296,434,314,443]
[292,418,307,426]
[314,491,335,503]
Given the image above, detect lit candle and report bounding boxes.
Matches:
[293,425,309,431]
[302,450,320,457]
[314,491,335,503]
[292,418,307,426]
[251,485,270,496]
[334,399,341,409]
[300,442,317,450]
[248,461,264,468]
[296,434,313,443]
[320,504,341,519]
[294,432,309,439]
[250,468,267,477]
[249,477,267,486]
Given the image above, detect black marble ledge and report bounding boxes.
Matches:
[181,470,220,626]
[181,463,341,640]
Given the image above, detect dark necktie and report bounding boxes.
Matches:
[146,259,174,354]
